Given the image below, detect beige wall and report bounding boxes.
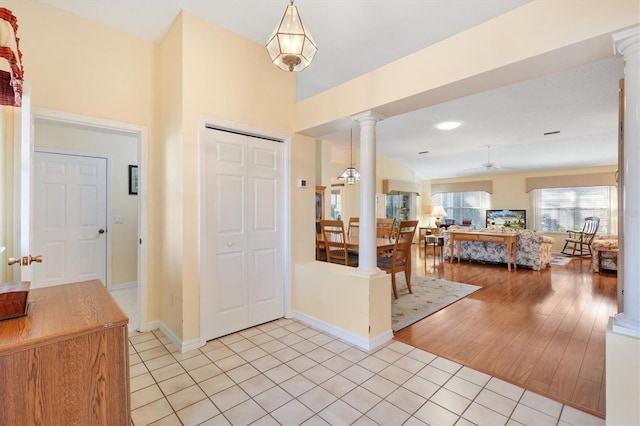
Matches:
[34,119,138,286]
[3,1,298,343]
[295,1,639,136]
[4,0,157,298]
[295,262,391,344]
[155,12,185,340]
[179,11,296,342]
[318,146,424,225]
[606,322,640,426]
[9,0,154,126]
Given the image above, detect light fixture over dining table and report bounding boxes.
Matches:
[266,0,317,72]
[338,128,360,185]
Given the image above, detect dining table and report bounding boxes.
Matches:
[317,234,409,270]
[316,234,395,253]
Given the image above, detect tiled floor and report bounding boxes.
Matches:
[111,285,138,332]
[129,319,604,426]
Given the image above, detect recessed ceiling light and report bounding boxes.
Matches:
[435,121,461,130]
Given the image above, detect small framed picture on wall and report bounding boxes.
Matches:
[129,165,138,195]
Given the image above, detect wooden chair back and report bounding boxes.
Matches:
[320,220,353,266]
[347,217,360,237]
[378,220,418,298]
[376,218,395,238]
[561,216,600,256]
[581,217,600,241]
[315,222,325,261]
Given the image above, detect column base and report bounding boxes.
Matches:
[613,312,640,338]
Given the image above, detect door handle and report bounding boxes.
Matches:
[98,229,106,234]
[7,255,43,266]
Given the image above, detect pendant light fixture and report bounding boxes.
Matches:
[266,0,317,72]
[338,128,360,185]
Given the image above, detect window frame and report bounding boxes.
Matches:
[431,191,491,228]
[531,185,617,236]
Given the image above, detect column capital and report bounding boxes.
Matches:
[352,111,385,124]
[613,26,639,56]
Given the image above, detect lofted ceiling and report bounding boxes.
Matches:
[38,0,624,180]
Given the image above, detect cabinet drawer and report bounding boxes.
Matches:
[478,235,506,243]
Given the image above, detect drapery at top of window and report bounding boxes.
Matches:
[0,7,24,107]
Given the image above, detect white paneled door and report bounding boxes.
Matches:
[33,151,107,288]
[202,128,283,341]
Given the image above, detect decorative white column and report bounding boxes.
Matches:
[613,27,640,338]
[352,111,385,272]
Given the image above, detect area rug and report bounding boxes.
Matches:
[550,256,572,266]
[392,275,481,332]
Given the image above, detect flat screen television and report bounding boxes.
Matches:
[486,209,526,229]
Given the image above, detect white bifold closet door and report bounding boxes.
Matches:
[202,127,283,341]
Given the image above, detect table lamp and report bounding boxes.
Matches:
[431,205,448,228]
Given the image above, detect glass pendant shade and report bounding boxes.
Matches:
[266,1,317,72]
[338,129,360,185]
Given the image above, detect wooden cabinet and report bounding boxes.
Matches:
[0,280,130,425]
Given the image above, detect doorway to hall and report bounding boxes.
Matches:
[33,117,141,331]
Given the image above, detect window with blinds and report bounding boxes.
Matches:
[532,186,617,235]
[432,191,491,227]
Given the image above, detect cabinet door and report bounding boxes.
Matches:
[0,326,130,425]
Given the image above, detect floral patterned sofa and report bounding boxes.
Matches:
[443,226,555,270]
[591,238,618,273]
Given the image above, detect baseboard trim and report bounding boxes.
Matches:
[146,321,201,353]
[293,311,393,351]
[109,281,137,290]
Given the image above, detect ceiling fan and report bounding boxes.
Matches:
[466,145,513,172]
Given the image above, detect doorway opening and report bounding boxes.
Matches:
[32,109,148,332]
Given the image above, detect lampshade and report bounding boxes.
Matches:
[338,128,360,185]
[266,1,317,72]
[430,205,448,218]
[430,205,447,228]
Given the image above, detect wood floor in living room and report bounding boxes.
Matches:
[395,244,617,419]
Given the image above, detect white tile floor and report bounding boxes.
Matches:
[111,285,138,332]
[128,319,605,426]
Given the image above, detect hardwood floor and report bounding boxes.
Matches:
[394,243,618,418]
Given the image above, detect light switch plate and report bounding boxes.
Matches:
[114,215,125,224]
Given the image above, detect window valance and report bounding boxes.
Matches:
[382,179,420,195]
[431,180,493,195]
[525,172,616,193]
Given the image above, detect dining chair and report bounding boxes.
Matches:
[320,219,358,266]
[376,218,395,238]
[315,221,326,261]
[347,217,360,237]
[378,220,419,299]
[561,216,600,256]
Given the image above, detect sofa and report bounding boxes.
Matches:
[443,226,555,270]
[591,238,618,273]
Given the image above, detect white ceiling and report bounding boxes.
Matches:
[38,0,624,180]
